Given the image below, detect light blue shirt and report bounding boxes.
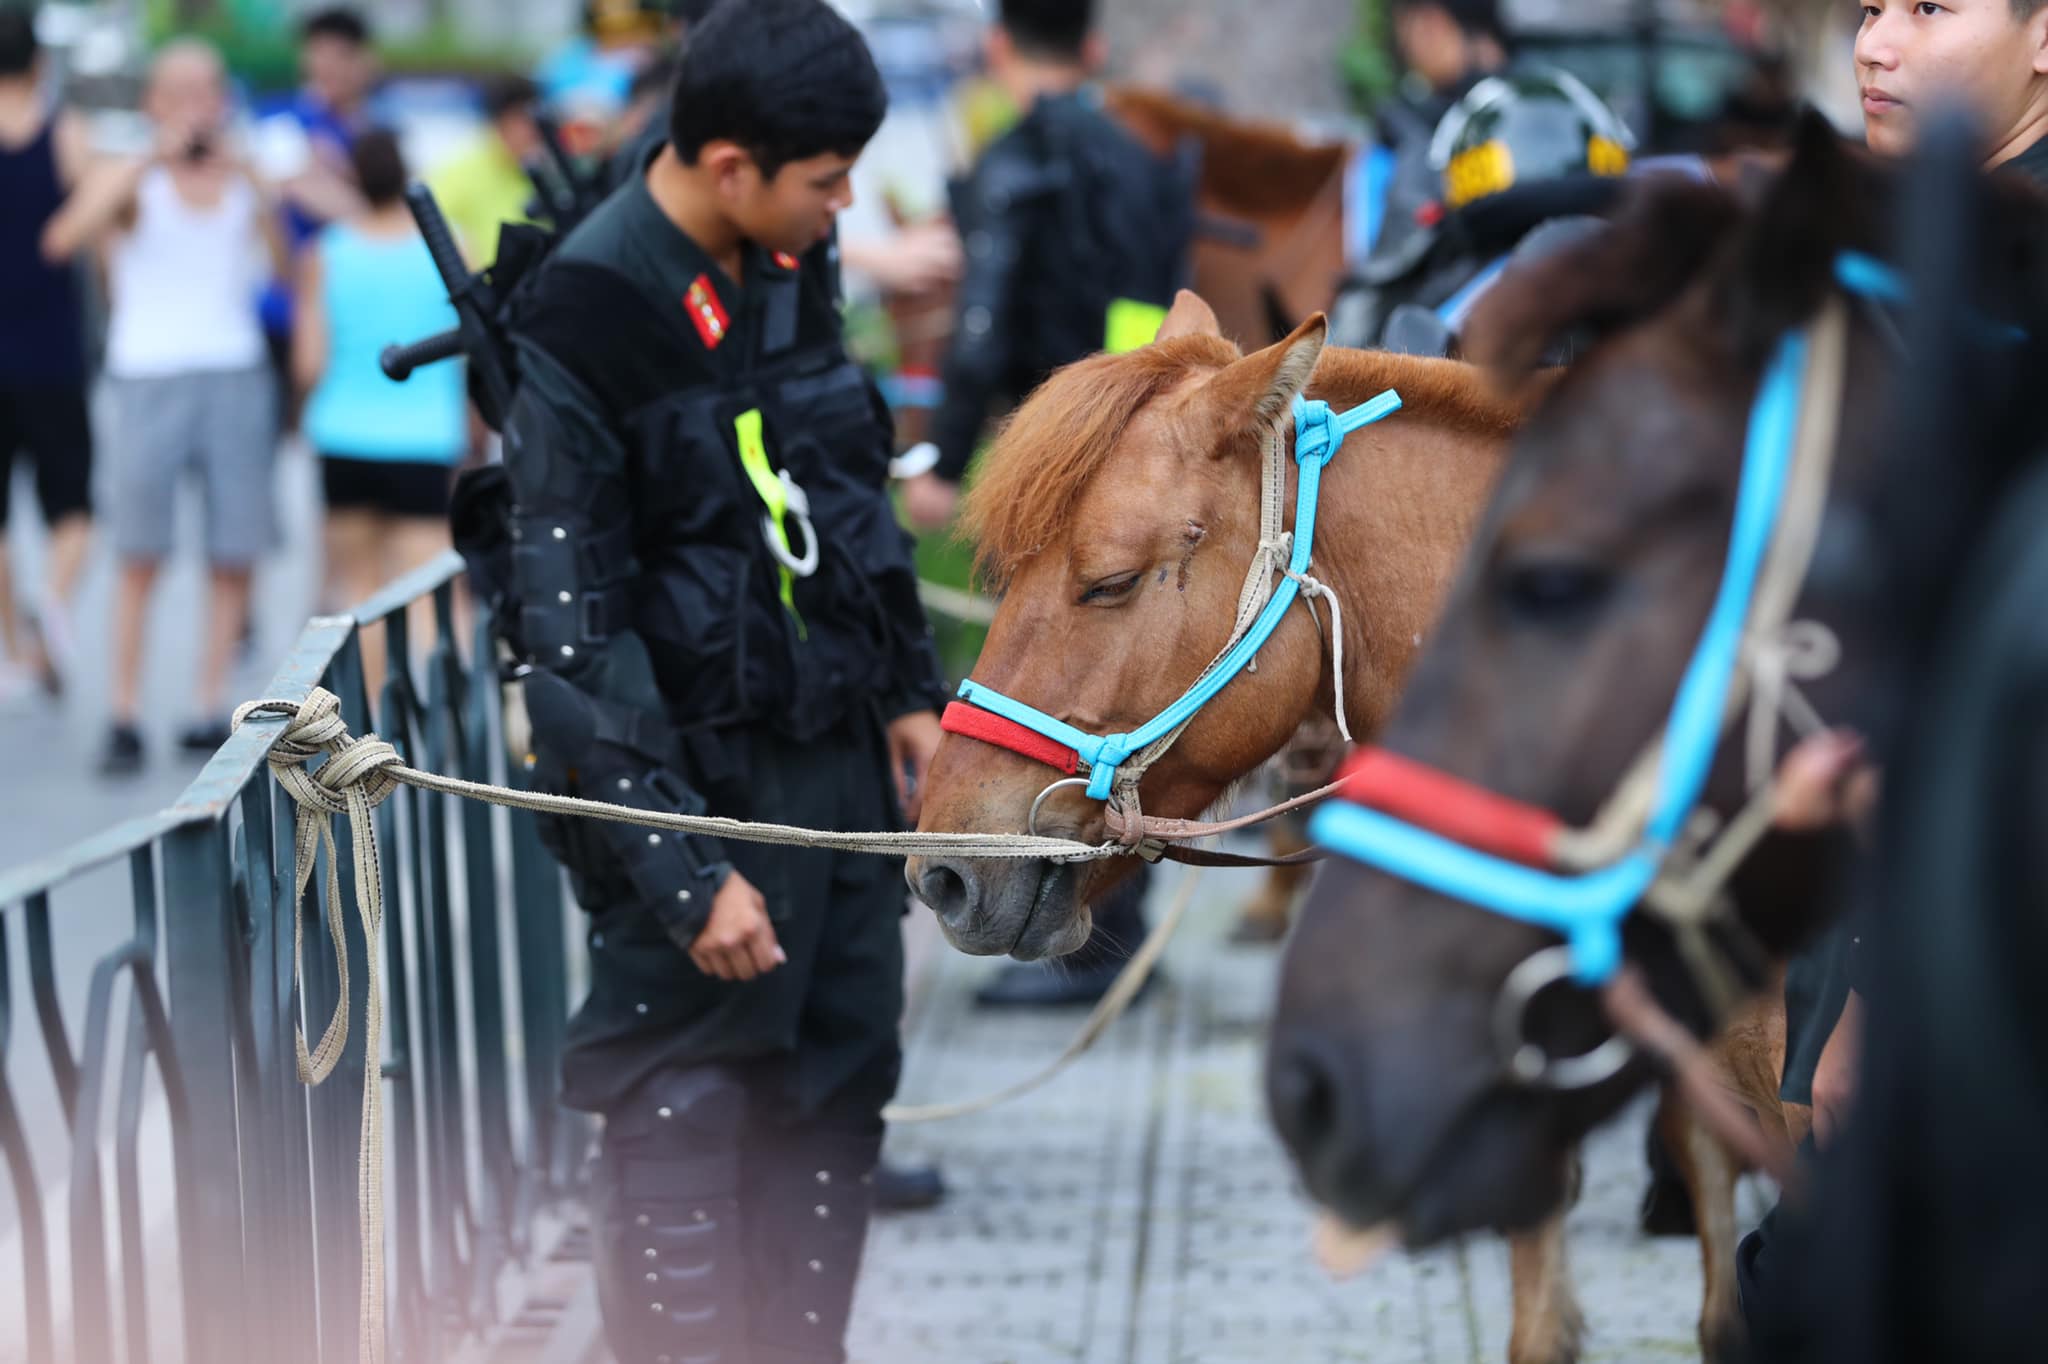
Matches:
[304,223,467,463]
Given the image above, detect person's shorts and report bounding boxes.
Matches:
[320,454,455,520]
[106,365,277,565]
[0,383,94,526]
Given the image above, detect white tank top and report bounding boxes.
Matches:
[105,167,266,378]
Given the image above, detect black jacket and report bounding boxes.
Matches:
[928,89,1194,482]
[500,170,947,942]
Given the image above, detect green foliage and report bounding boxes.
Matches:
[1339,0,1400,115]
[143,3,535,95]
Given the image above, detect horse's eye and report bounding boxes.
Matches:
[1499,558,1614,622]
[1079,574,1142,606]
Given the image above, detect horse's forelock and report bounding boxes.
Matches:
[1462,177,1745,388]
[963,335,1241,586]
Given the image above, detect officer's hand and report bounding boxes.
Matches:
[688,872,784,982]
[845,220,962,295]
[887,709,944,825]
[903,472,960,531]
[1771,729,1879,833]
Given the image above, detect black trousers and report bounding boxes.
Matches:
[554,714,910,1362]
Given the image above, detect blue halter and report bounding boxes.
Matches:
[954,388,1404,803]
[1309,252,1970,984]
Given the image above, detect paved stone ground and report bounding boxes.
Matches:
[854,866,1775,1364]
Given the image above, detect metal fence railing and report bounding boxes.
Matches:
[0,551,583,1364]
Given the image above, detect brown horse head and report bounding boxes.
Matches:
[1265,114,2048,1246]
[910,292,1522,958]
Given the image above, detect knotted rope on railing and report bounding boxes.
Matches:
[234,689,398,1364]
[238,684,1178,1359]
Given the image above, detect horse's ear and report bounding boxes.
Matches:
[1157,289,1224,341]
[1200,312,1327,440]
[1715,110,1873,361]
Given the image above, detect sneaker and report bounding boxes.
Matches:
[33,596,74,696]
[100,724,145,777]
[872,1158,947,1213]
[177,720,233,754]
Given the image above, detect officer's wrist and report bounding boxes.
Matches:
[658,860,730,950]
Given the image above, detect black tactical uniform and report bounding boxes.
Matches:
[926,87,1194,485]
[500,158,947,1363]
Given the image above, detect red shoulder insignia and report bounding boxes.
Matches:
[685,274,730,349]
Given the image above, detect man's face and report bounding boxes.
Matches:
[146,50,228,141]
[1856,0,2048,157]
[1393,6,1470,93]
[729,150,859,257]
[302,33,375,113]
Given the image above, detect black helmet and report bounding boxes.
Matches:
[1431,68,1634,210]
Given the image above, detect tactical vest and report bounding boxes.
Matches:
[458,248,919,743]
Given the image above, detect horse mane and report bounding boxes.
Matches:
[962,338,1525,585]
[963,335,1240,584]
[1105,86,1351,218]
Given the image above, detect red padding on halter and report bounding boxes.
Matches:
[942,702,1080,776]
[1335,747,1564,868]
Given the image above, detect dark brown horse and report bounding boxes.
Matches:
[1265,117,2048,1362]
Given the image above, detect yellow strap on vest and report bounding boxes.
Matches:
[734,408,804,634]
[1105,298,1168,355]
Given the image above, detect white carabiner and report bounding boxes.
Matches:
[763,470,820,578]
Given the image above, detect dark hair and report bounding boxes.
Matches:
[669,0,885,178]
[350,128,408,208]
[2017,0,2047,17]
[1390,0,1509,46]
[628,51,679,106]
[0,8,39,78]
[998,0,1094,61]
[300,7,370,47]
[479,72,539,121]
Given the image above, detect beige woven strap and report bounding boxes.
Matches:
[233,691,394,1364]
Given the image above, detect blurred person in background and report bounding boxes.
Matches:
[296,129,464,693]
[897,0,1192,533]
[0,5,93,705]
[429,72,543,268]
[1736,8,2048,1355]
[255,7,381,426]
[42,39,283,777]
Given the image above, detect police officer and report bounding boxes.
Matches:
[495,3,947,1359]
[896,0,1192,531]
[895,0,1192,1010]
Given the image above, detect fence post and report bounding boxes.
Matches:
[161,820,245,1362]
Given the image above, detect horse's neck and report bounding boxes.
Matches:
[1298,351,1516,740]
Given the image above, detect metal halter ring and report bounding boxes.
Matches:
[1028,778,1095,838]
[1491,946,1635,1091]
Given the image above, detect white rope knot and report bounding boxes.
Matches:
[236,688,405,818]
[1286,569,1355,744]
[1742,619,1841,791]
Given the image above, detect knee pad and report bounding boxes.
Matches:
[593,1068,753,1364]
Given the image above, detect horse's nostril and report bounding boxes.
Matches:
[915,861,976,922]
[1268,1033,1346,1159]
